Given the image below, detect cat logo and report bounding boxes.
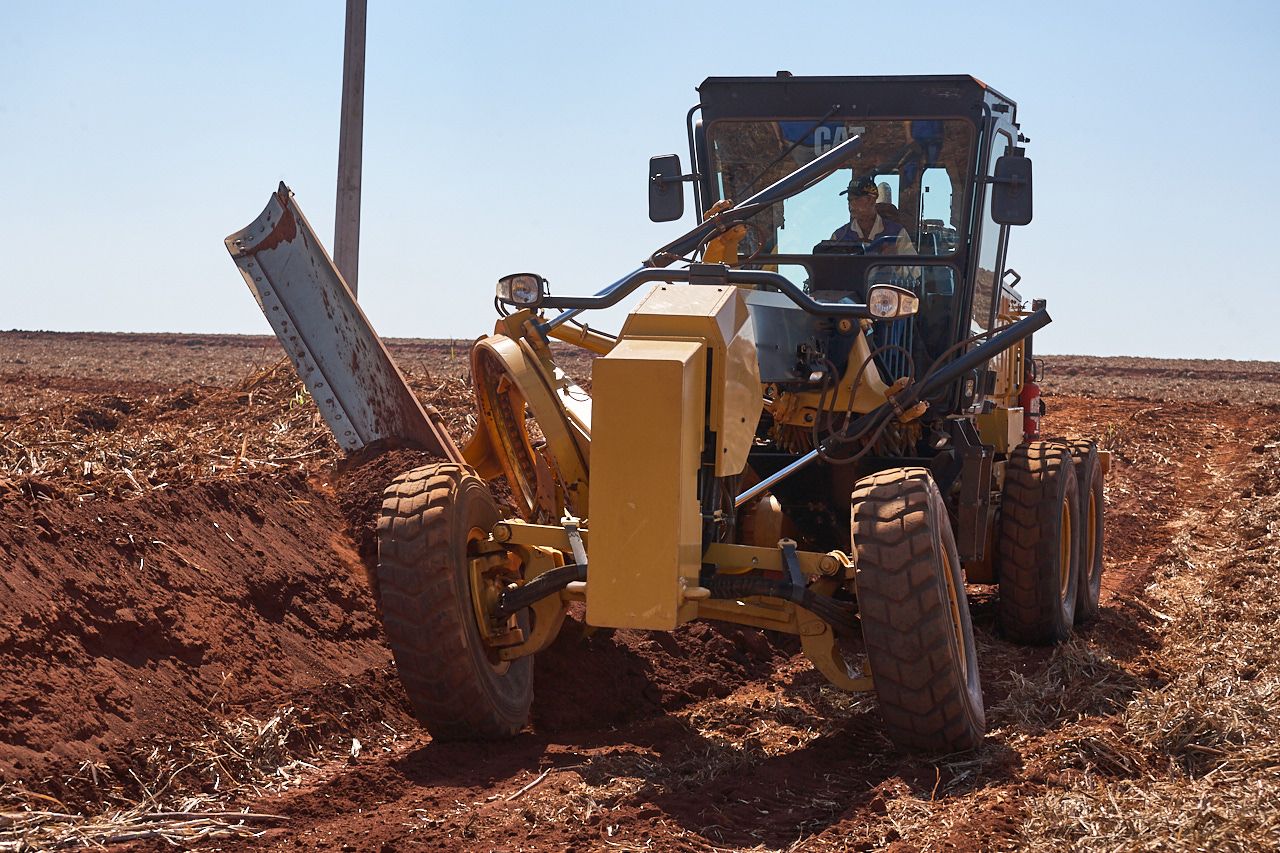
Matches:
[814,125,865,155]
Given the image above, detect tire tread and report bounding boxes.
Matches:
[853,468,985,752]
[376,463,530,740]
[997,441,1079,644]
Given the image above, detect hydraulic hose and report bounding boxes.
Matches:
[735,307,1053,507]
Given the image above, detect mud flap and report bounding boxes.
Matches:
[225,183,461,460]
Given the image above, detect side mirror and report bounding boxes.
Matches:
[496,273,546,308]
[648,154,685,223]
[990,155,1033,226]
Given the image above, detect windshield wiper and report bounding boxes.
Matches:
[732,105,844,200]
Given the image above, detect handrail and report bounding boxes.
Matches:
[538,264,875,326]
[648,132,865,265]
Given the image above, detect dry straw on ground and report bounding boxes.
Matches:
[0,362,336,499]
[1022,446,1280,850]
[0,698,405,850]
[6,344,1279,849]
[0,358,483,502]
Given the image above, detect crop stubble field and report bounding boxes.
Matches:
[2,330,1279,851]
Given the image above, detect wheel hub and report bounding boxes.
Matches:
[467,529,524,666]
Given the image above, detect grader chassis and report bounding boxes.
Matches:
[227,74,1106,753]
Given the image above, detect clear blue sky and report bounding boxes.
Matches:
[3,1,1277,359]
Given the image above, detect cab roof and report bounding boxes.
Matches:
[697,74,1016,124]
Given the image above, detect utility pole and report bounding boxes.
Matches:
[334,0,367,296]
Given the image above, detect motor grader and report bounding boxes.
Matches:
[226,74,1106,753]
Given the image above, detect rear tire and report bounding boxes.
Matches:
[376,464,532,740]
[852,467,985,753]
[1068,440,1105,623]
[997,441,1080,644]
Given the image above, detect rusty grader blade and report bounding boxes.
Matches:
[224,183,462,461]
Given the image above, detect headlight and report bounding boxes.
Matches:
[867,285,919,319]
[496,273,546,307]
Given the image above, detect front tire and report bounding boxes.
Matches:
[376,464,532,740]
[997,441,1080,644]
[852,467,985,753]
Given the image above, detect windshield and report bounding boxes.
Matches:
[705,119,974,259]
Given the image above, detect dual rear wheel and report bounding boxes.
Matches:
[997,439,1105,644]
[1068,440,1106,623]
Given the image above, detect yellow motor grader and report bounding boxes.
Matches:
[227,74,1106,753]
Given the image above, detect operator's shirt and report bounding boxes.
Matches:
[830,215,920,286]
[829,215,918,256]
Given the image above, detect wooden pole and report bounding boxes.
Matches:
[334,0,367,296]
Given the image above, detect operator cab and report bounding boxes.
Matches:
[667,75,1029,406]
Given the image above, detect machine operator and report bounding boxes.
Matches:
[829,176,917,256]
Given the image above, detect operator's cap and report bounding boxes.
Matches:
[840,176,879,198]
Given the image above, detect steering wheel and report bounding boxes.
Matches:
[812,233,900,256]
[813,239,866,256]
[861,234,901,254]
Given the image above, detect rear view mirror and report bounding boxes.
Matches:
[648,154,685,223]
[990,155,1033,226]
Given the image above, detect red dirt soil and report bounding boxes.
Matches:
[0,474,388,789]
[1,331,1276,850]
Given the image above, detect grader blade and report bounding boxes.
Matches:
[225,183,462,461]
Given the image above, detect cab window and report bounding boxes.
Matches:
[971,130,1012,332]
[706,118,973,262]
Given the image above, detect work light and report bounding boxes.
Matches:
[496,273,546,307]
[866,285,919,319]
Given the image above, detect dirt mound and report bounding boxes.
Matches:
[0,473,388,789]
